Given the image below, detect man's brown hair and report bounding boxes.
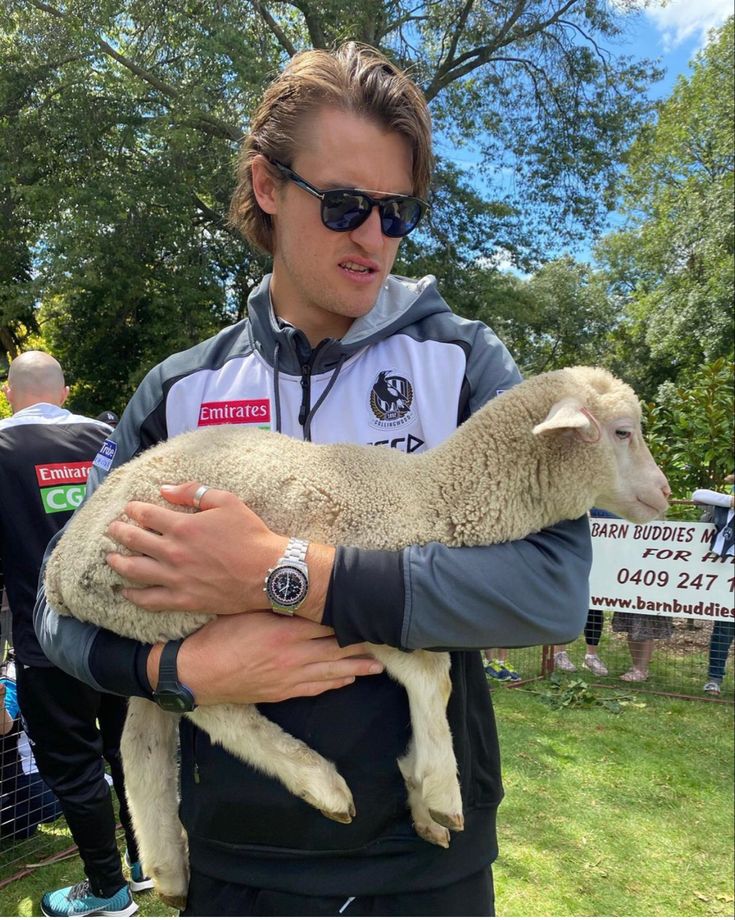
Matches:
[229,43,433,254]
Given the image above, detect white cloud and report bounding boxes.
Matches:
[644,0,733,51]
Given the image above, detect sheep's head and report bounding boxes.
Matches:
[532,368,670,523]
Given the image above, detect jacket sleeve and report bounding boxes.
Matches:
[327,517,591,650]
[34,364,169,696]
[326,318,592,651]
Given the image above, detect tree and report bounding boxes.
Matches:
[643,358,734,501]
[0,0,659,408]
[596,17,735,396]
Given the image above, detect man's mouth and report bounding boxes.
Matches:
[339,260,377,275]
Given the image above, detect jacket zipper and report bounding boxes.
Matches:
[296,339,329,440]
[298,360,311,434]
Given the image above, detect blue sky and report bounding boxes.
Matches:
[438,0,733,269]
[619,0,733,98]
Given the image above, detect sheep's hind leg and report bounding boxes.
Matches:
[374,646,464,837]
[398,742,450,848]
[186,703,355,823]
[121,698,189,908]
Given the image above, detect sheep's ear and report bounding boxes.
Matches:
[533,398,601,443]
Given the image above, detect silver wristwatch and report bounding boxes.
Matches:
[264,537,310,615]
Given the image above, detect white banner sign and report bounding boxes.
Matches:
[589,520,734,621]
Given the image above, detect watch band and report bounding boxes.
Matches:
[282,537,309,565]
[154,639,197,712]
[158,638,185,685]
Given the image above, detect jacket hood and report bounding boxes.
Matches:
[247,273,452,375]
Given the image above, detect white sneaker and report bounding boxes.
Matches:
[553,650,577,672]
[583,654,608,677]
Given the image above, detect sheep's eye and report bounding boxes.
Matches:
[615,429,632,441]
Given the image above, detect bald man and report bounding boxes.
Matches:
[0,353,145,917]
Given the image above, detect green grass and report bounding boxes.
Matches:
[492,684,734,916]
[0,686,732,917]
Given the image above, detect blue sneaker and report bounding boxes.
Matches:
[485,659,512,681]
[40,880,137,917]
[503,661,521,681]
[124,850,155,893]
[485,659,521,682]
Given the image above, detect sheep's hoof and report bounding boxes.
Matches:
[319,806,354,824]
[415,821,451,848]
[429,809,464,832]
[299,770,355,824]
[159,892,187,910]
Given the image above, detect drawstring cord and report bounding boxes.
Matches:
[272,342,283,434]
[272,335,346,439]
[303,353,347,441]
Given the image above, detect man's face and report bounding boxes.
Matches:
[264,107,416,343]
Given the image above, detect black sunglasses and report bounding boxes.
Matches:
[269,159,428,238]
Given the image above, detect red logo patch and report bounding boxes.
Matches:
[198,399,271,427]
[35,461,93,486]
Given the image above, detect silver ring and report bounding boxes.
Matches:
[192,484,211,510]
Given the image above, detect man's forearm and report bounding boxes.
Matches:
[327,516,592,652]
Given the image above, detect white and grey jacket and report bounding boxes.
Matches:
[34,273,591,893]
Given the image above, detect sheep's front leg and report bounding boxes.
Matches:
[186,703,355,823]
[372,646,463,843]
[121,698,189,908]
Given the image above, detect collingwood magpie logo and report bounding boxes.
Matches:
[369,370,415,430]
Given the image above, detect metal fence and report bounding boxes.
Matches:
[1,604,733,889]
[484,614,734,703]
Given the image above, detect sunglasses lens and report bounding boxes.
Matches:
[320,188,426,237]
[380,198,425,238]
[322,191,372,231]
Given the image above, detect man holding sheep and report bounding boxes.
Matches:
[35,43,591,916]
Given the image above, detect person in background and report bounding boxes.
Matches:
[96,411,119,427]
[1,653,64,840]
[552,609,608,677]
[0,352,151,918]
[483,649,521,682]
[704,621,735,695]
[610,611,671,682]
[35,45,594,917]
[693,474,734,695]
[554,509,617,676]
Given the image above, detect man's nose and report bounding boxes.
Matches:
[349,205,385,248]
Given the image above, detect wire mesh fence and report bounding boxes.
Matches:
[484,614,734,702]
[1,585,732,890]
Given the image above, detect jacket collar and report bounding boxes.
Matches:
[246,272,450,375]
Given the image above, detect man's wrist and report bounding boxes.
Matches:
[296,543,335,624]
[146,642,164,692]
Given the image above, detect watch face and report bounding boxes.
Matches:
[154,688,195,713]
[267,565,308,608]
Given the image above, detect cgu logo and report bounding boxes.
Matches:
[35,461,93,514]
[40,484,87,514]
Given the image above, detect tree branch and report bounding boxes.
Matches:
[424,0,580,100]
[266,0,327,49]
[24,0,242,141]
[250,0,298,57]
[191,193,235,235]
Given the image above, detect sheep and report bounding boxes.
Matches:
[45,365,669,906]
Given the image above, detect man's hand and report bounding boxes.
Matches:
[105,482,334,623]
[147,613,383,705]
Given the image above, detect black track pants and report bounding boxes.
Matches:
[16,664,139,897]
[181,866,494,916]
